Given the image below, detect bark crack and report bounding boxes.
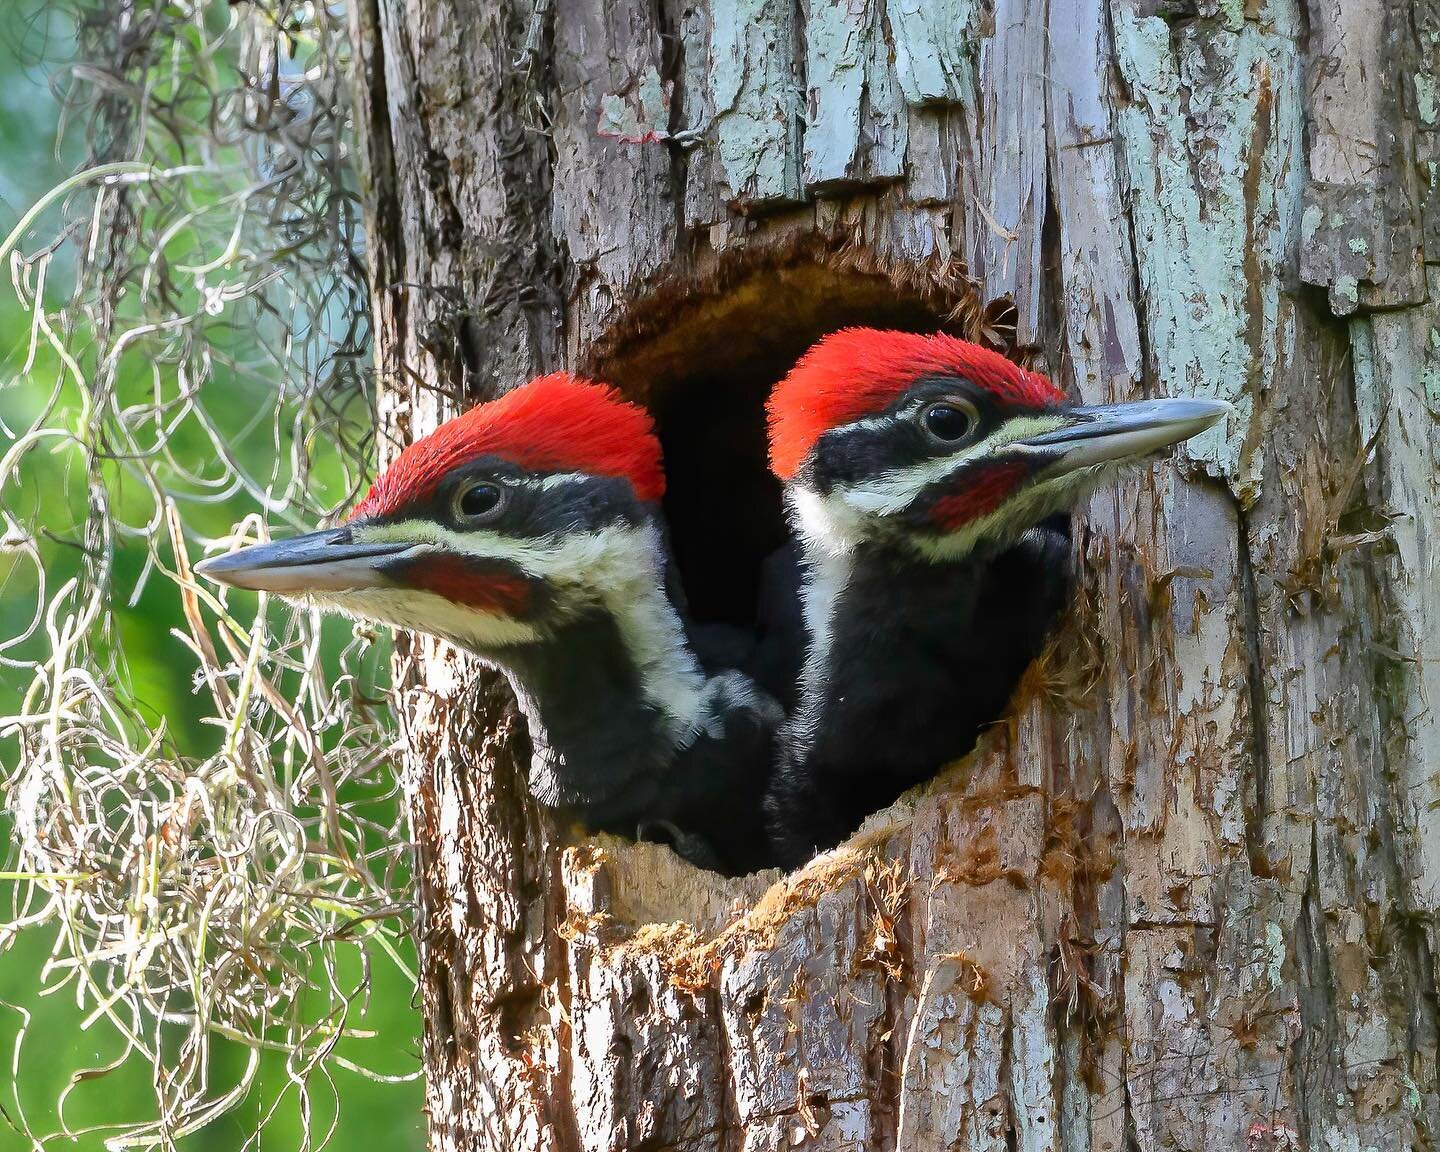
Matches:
[1236,505,1273,878]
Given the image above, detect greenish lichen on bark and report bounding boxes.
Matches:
[708,0,804,208]
[1108,0,1305,498]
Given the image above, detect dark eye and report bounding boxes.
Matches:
[455,481,505,522]
[922,401,978,443]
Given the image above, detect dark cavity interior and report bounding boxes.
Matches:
[591,261,965,627]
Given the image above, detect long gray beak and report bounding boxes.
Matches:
[194,527,415,595]
[1020,396,1231,474]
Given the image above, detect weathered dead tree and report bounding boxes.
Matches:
[347,0,1440,1147]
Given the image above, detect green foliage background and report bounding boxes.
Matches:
[0,4,424,1148]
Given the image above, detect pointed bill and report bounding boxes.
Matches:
[1019,397,1231,475]
[194,528,417,595]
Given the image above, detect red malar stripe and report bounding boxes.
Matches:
[402,554,535,617]
[926,461,1032,533]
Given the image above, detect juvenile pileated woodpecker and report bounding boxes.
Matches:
[764,329,1230,865]
[197,373,781,875]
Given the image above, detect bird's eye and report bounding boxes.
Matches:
[454,481,505,523]
[922,400,978,444]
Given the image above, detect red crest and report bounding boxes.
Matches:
[767,329,1064,480]
[350,372,665,520]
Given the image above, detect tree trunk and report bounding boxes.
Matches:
[347,0,1440,1148]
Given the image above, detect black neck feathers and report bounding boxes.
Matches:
[767,522,1071,865]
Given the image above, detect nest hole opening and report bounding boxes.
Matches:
[591,261,971,628]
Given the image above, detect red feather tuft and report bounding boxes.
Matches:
[767,329,1064,481]
[350,372,665,520]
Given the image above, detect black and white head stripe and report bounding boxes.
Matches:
[783,374,1068,557]
[783,373,1231,562]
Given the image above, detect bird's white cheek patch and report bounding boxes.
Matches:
[353,519,711,730]
[790,486,867,557]
[352,519,658,594]
[838,414,1069,520]
[313,587,543,649]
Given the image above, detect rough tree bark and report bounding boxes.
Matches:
[347,0,1440,1148]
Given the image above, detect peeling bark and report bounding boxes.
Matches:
[349,0,1440,1148]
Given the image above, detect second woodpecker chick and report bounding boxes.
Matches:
[765,329,1230,866]
[197,373,781,875]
